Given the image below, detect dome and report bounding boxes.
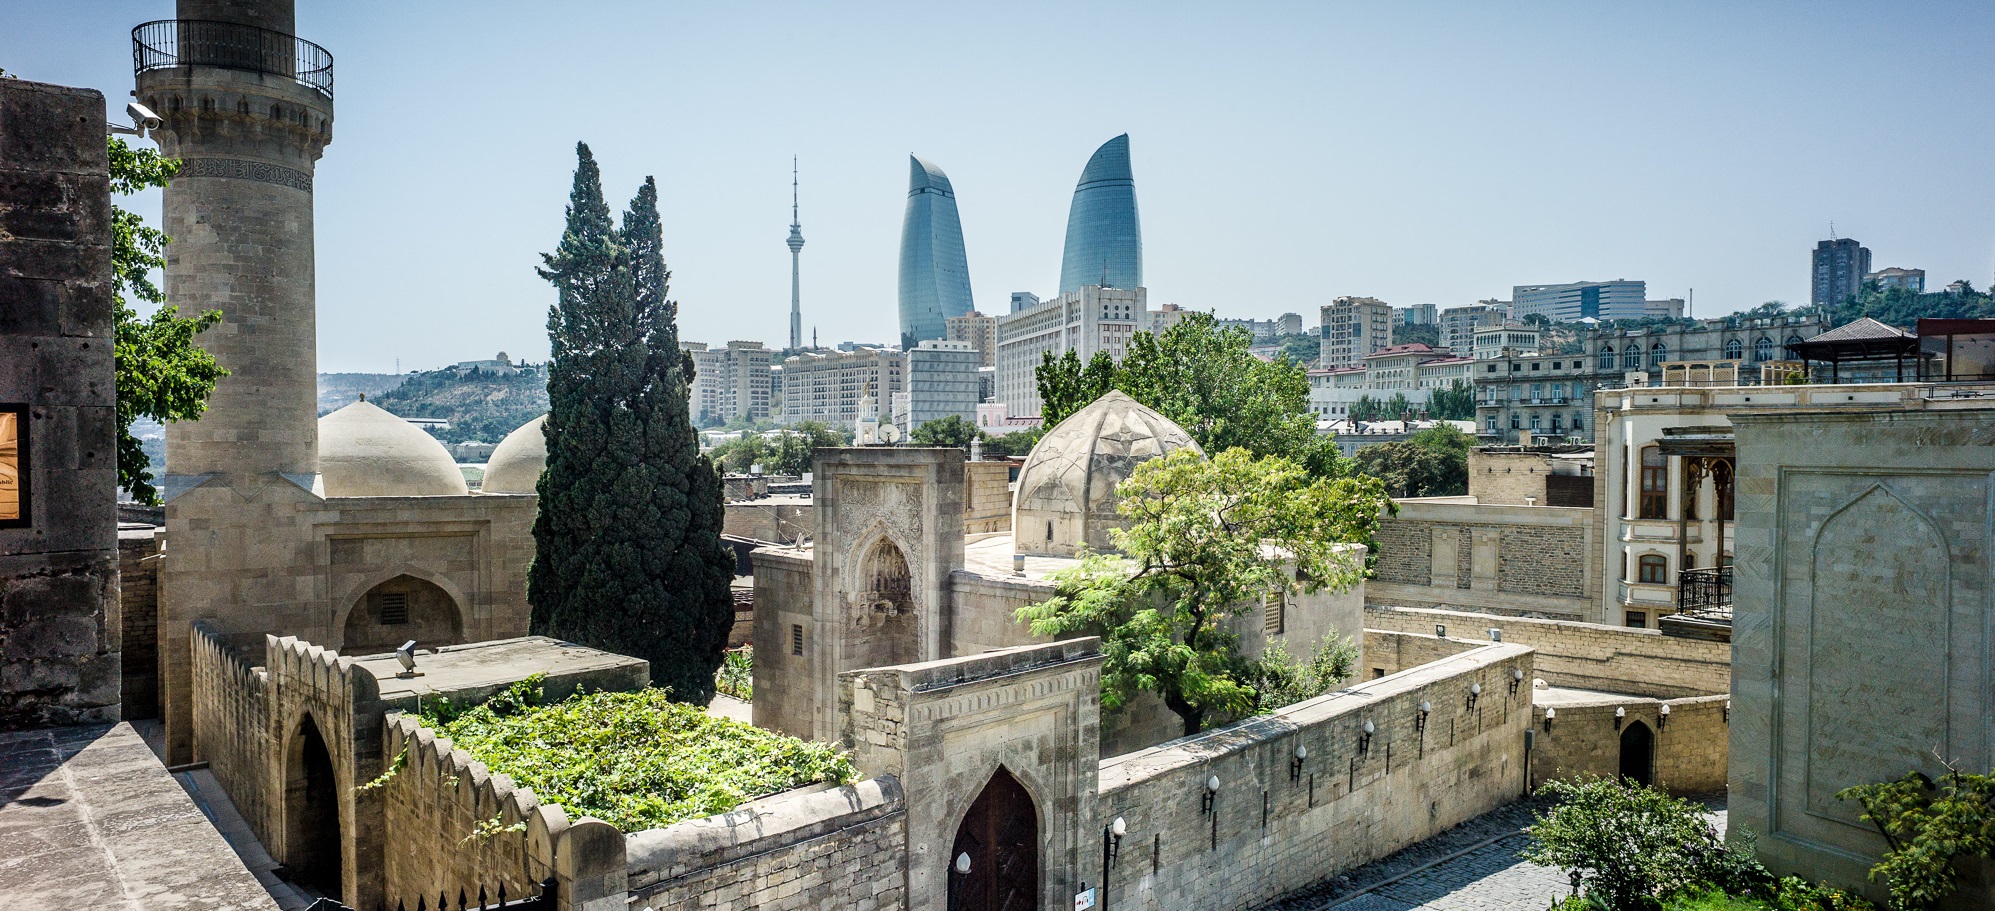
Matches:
[482,415,547,494]
[317,401,469,498]
[1013,390,1201,557]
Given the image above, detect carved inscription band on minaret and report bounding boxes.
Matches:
[175,157,315,193]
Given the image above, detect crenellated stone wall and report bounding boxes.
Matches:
[380,714,566,910]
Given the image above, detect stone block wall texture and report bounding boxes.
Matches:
[1368,500,1600,621]
[751,547,816,740]
[1366,606,1730,698]
[625,777,906,911]
[0,77,121,728]
[1097,643,1536,911]
[1468,450,1589,506]
[117,527,161,718]
[962,460,1012,535]
[380,714,563,911]
[1527,694,1728,794]
[191,623,273,836]
[1729,408,1995,905]
[1362,629,1482,679]
[724,500,811,542]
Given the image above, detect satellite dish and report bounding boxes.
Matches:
[879,423,902,444]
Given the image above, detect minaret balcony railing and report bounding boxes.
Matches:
[133,19,333,99]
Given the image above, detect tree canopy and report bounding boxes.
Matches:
[909,414,979,448]
[108,136,226,504]
[707,421,846,475]
[528,143,735,704]
[1351,423,1474,498]
[1017,447,1388,736]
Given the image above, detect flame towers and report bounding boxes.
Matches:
[897,156,975,349]
[1058,134,1142,294]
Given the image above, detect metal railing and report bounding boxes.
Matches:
[1677,566,1731,612]
[133,19,333,99]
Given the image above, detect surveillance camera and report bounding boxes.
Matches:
[127,101,162,132]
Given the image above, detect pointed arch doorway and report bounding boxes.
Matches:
[948,767,1039,911]
[1619,719,1655,786]
[284,713,344,897]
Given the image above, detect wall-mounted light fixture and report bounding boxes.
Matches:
[1657,703,1671,732]
[1723,700,1730,724]
[1359,719,1375,755]
[1416,700,1432,735]
[1543,707,1556,734]
[955,852,972,875]
[1290,743,1307,782]
[1467,683,1482,711]
[1612,706,1625,730]
[1201,775,1220,814]
[1436,624,1448,639]
[1488,628,1502,642]
[1510,667,1525,695]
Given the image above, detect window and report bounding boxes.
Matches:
[1510,414,1521,429]
[0,403,24,528]
[1650,342,1668,363]
[1553,361,1563,369]
[1530,415,1542,431]
[1638,554,1668,584]
[1486,364,1496,373]
[1487,417,1498,432]
[1551,414,1564,432]
[790,624,805,656]
[1639,447,1667,518]
[1625,611,1648,629]
[1531,362,1542,371]
[1753,338,1773,362]
[1572,413,1584,431]
[1263,591,1285,635]
[377,592,409,625]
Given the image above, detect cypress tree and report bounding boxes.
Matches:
[530,143,734,703]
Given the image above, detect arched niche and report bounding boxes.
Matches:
[847,534,919,667]
[341,573,463,655]
[284,712,344,898]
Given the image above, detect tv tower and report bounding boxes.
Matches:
[787,157,805,351]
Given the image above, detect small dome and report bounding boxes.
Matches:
[1013,390,1201,557]
[482,415,547,494]
[318,401,468,498]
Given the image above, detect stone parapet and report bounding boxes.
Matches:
[1365,605,1729,698]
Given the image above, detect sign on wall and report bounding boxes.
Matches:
[0,404,25,527]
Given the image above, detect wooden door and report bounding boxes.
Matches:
[948,767,1039,911]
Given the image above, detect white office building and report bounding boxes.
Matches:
[993,285,1151,419]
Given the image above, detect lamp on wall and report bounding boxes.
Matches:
[1614,706,1625,730]
[1359,719,1375,755]
[1488,628,1502,642]
[1723,700,1730,724]
[1101,814,1126,910]
[1467,683,1482,711]
[1543,707,1556,734]
[1290,743,1308,781]
[1657,703,1671,732]
[1416,700,1432,735]
[955,852,972,875]
[1435,624,1448,639]
[1510,667,1525,695]
[1201,775,1220,814]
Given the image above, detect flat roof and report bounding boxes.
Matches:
[353,636,645,702]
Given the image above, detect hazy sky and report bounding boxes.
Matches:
[10,1,1994,372]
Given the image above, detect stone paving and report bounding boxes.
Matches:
[0,722,276,911]
[1257,795,1728,911]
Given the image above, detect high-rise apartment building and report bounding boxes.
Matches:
[898,156,975,349]
[1511,280,1648,321]
[780,346,905,425]
[685,341,774,425]
[1812,238,1871,306]
[1009,291,1040,313]
[945,311,997,368]
[1471,326,1541,360]
[995,286,1150,419]
[1398,303,1438,326]
[1866,266,1924,293]
[907,340,983,428]
[1439,304,1506,355]
[1059,134,1142,294]
[1317,296,1394,368]
[1216,313,1304,341]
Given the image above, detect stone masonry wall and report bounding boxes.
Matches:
[1497,526,1587,597]
[1362,629,1482,679]
[1366,606,1729,698]
[750,547,816,740]
[625,778,906,911]
[117,527,160,718]
[0,78,121,728]
[1097,644,1536,911]
[962,460,1012,535]
[190,622,273,838]
[380,714,563,911]
[1368,499,1599,621]
[1528,694,1729,795]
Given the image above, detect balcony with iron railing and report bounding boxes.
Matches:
[1677,566,1731,612]
[133,19,333,99]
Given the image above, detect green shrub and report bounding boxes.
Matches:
[1245,632,1359,713]
[1767,877,1875,911]
[418,678,852,832]
[715,646,753,701]
[1524,777,1764,910]
[1838,768,1995,911]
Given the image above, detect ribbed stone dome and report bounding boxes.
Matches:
[317,401,469,498]
[481,415,547,495]
[1013,390,1201,557]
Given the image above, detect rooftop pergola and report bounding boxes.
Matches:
[1784,317,1923,383]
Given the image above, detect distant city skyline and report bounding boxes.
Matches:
[9,1,1995,372]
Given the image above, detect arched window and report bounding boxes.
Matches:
[343,575,463,655]
[1724,339,1743,360]
[1753,338,1773,362]
[1639,447,1667,519]
[1638,554,1668,584]
[1786,335,1805,353]
[1601,345,1615,369]
[1650,342,1668,364]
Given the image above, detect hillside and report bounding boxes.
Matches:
[318,372,407,413]
[365,366,549,445]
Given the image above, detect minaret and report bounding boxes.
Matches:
[787,157,805,351]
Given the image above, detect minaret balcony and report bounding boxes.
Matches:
[133,19,333,99]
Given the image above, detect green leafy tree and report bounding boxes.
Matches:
[910,414,978,448]
[977,424,1045,458]
[710,420,847,475]
[1037,348,1118,427]
[1274,331,1322,366]
[1352,424,1474,498]
[1839,767,1995,911]
[1428,379,1476,421]
[1524,777,1753,910]
[1244,632,1359,713]
[1017,448,1387,736]
[529,143,734,704]
[108,137,226,503]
